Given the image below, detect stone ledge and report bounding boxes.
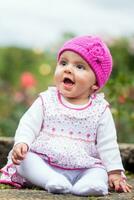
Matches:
[0,137,13,168]
[119,143,134,172]
[0,137,134,172]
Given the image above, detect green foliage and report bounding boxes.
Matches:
[0,35,134,143]
[102,37,134,143]
[0,183,14,189]
[0,46,56,137]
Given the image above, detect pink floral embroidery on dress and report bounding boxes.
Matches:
[30,87,109,169]
[0,87,109,187]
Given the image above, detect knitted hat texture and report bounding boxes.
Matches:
[58,36,112,88]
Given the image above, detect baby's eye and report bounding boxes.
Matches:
[59,60,67,66]
[76,64,85,70]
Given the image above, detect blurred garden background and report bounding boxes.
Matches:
[0,0,134,143]
[0,33,134,143]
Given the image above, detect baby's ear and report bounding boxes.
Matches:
[91,84,99,92]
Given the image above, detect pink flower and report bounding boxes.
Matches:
[88,43,105,63]
[20,72,37,89]
[14,92,25,103]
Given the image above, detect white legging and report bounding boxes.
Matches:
[16,152,108,196]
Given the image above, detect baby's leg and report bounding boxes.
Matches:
[16,152,72,193]
[72,167,108,196]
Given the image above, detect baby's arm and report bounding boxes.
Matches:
[96,107,132,193]
[14,98,43,147]
[14,97,43,147]
[108,170,132,192]
[12,143,28,165]
[11,96,44,164]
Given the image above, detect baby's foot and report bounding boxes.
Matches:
[45,175,72,194]
[72,181,108,196]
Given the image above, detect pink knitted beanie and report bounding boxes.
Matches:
[57,35,112,88]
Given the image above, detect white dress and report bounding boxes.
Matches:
[0,87,124,187]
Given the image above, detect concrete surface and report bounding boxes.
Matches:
[0,177,134,200]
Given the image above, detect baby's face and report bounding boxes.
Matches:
[54,51,98,104]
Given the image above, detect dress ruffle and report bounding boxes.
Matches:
[0,155,29,188]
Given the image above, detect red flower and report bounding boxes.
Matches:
[118,95,126,104]
[20,72,36,89]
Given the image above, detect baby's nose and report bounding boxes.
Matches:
[64,64,73,73]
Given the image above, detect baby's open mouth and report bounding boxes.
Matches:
[63,78,75,85]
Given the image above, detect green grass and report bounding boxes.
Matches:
[0,184,14,189]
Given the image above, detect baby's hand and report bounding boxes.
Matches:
[108,171,132,193]
[12,143,28,165]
